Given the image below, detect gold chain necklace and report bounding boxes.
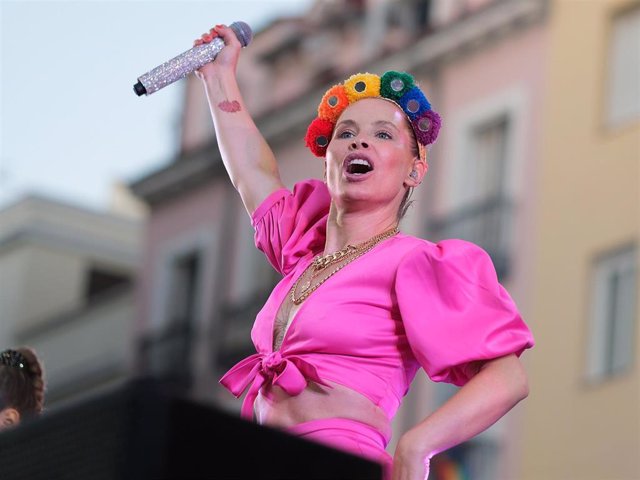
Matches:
[290,225,399,305]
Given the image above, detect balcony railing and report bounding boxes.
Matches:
[426,195,514,281]
[138,319,193,390]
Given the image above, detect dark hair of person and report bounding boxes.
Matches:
[0,347,46,417]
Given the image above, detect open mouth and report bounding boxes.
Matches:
[344,157,374,175]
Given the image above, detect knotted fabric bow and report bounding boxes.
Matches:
[220,351,331,419]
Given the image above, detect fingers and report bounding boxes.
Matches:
[193,24,241,50]
[193,26,220,47]
[214,23,241,48]
[191,23,241,76]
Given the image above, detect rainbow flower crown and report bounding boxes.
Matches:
[304,70,441,161]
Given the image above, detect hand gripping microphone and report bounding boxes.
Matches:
[133,21,253,97]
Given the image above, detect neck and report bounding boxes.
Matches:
[324,202,399,255]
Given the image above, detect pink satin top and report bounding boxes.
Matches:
[220,179,535,421]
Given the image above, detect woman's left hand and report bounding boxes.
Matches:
[391,430,430,480]
[390,354,530,480]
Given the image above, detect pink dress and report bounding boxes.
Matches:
[220,179,535,477]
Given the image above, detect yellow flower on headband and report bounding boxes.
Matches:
[343,73,381,103]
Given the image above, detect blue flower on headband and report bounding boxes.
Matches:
[397,87,431,121]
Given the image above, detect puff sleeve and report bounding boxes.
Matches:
[396,239,535,386]
[251,179,330,276]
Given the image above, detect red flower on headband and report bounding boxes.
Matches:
[318,85,349,123]
[305,118,334,157]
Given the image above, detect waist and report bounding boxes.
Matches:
[255,380,392,440]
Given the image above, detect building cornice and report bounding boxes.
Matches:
[385,0,546,73]
[0,225,139,265]
[14,286,133,343]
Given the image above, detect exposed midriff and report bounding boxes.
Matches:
[254,380,392,440]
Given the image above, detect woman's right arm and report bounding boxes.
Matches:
[194,24,285,216]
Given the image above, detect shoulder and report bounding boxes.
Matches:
[293,178,328,192]
[289,178,330,202]
[393,236,499,287]
[252,178,329,226]
[393,235,488,266]
[285,178,331,211]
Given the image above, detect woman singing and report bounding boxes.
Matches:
[194,24,534,480]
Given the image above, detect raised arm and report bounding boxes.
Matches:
[194,24,285,216]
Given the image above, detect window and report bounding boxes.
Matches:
[84,267,131,301]
[415,0,432,29]
[167,251,200,325]
[430,114,513,279]
[466,115,509,203]
[586,245,638,381]
[142,250,201,388]
[606,7,640,127]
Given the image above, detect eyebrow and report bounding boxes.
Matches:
[335,119,400,131]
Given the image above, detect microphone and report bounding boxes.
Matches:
[133,21,252,97]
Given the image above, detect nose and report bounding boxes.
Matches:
[349,139,369,150]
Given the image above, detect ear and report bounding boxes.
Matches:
[0,408,21,429]
[404,158,428,188]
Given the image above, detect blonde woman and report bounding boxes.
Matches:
[195,25,534,480]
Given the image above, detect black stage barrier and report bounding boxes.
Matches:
[0,377,383,480]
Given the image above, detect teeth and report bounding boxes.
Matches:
[348,158,371,167]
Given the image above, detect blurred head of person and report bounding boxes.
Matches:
[0,347,46,430]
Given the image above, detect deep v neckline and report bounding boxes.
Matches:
[271,255,315,352]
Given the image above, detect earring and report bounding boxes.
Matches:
[409,170,418,179]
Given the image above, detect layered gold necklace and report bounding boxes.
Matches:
[290,225,399,305]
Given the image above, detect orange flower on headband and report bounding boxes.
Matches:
[318,85,349,123]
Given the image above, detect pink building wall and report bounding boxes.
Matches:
[432,24,548,478]
[136,182,227,332]
[424,25,547,303]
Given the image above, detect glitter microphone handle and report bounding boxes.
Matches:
[134,21,252,97]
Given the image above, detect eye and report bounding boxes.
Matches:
[375,130,392,140]
[336,129,355,139]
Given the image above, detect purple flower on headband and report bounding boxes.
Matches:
[413,110,441,145]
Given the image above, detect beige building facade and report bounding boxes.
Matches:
[0,194,143,406]
[520,1,640,479]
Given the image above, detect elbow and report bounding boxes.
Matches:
[481,354,530,404]
[518,372,530,402]
[513,359,530,403]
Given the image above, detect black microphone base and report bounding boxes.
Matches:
[133,81,147,96]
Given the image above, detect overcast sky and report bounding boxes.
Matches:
[0,0,313,211]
